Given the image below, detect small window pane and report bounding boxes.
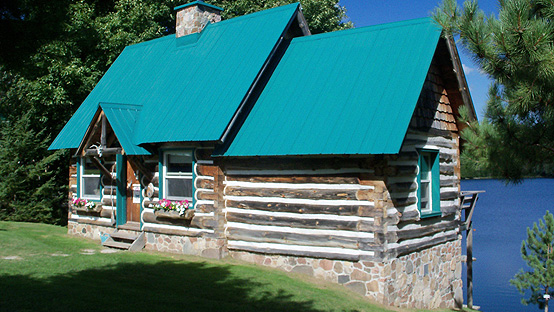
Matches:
[83,158,100,175]
[421,200,430,212]
[421,181,430,211]
[82,176,101,199]
[421,182,429,200]
[166,178,192,200]
[419,151,438,215]
[167,153,192,173]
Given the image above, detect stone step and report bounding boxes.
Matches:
[110,232,138,242]
[103,240,132,250]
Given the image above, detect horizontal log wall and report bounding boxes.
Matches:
[69,158,77,201]
[383,57,462,258]
[222,157,383,261]
[68,158,77,222]
[100,158,117,219]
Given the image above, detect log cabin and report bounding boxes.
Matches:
[49,1,477,309]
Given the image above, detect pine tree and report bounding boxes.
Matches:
[511,211,554,310]
[433,0,554,182]
[0,113,68,224]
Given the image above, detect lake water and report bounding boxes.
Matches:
[460,178,554,312]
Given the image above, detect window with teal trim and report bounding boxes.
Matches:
[418,150,440,217]
[162,151,193,201]
[80,157,101,201]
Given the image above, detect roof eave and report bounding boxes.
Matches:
[444,35,478,122]
[75,106,103,157]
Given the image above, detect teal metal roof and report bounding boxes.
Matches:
[100,103,150,155]
[49,3,299,151]
[221,18,442,157]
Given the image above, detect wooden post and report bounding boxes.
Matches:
[101,113,106,148]
[466,207,474,309]
[546,245,551,312]
[460,190,483,310]
[546,289,549,312]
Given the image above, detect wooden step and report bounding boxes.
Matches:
[110,232,138,242]
[101,231,145,252]
[103,240,132,250]
[118,221,141,231]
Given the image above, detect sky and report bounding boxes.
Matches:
[338,0,501,120]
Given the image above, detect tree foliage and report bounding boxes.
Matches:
[0,0,350,223]
[434,0,554,182]
[212,0,351,34]
[511,211,554,308]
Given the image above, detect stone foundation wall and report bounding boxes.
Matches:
[230,238,462,309]
[384,239,463,308]
[68,222,227,259]
[144,232,227,259]
[68,221,119,240]
[68,221,462,308]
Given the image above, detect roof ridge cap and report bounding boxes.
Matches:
[125,3,300,50]
[125,34,174,50]
[293,17,437,43]
[100,102,143,110]
[210,3,299,27]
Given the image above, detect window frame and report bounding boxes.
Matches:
[417,149,441,218]
[78,157,102,201]
[160,149,195,203]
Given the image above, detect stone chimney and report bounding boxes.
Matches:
[175,1,223,38]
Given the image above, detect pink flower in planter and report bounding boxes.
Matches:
[153,198,193,217]
[73,198,94,209]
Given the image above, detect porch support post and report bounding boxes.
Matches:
[460,190,484,309]
[116,154,127,226]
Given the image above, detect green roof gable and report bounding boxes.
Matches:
[101,103,150,155]
[49,3,300,151]
[220,18,442,157]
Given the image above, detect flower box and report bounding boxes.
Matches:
[154,209,195,220]
[152,199,194,220]
[71,198,101,213]
[73,205,102,213]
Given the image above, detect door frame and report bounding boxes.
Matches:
[116,154,127,226]
[115,154,143,227]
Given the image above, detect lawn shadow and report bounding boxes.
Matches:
[0,259,335,312]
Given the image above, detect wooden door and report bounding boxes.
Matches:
[126,160,141,222]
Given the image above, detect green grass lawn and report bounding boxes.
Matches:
[0,221,469,312]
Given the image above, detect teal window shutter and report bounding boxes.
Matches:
[418,150,440,217]
[116,154,126,226]
[76,157,81,198]
[158,151,164,201]
[430,151,440,214]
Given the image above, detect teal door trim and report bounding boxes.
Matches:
[116,154,127,226]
